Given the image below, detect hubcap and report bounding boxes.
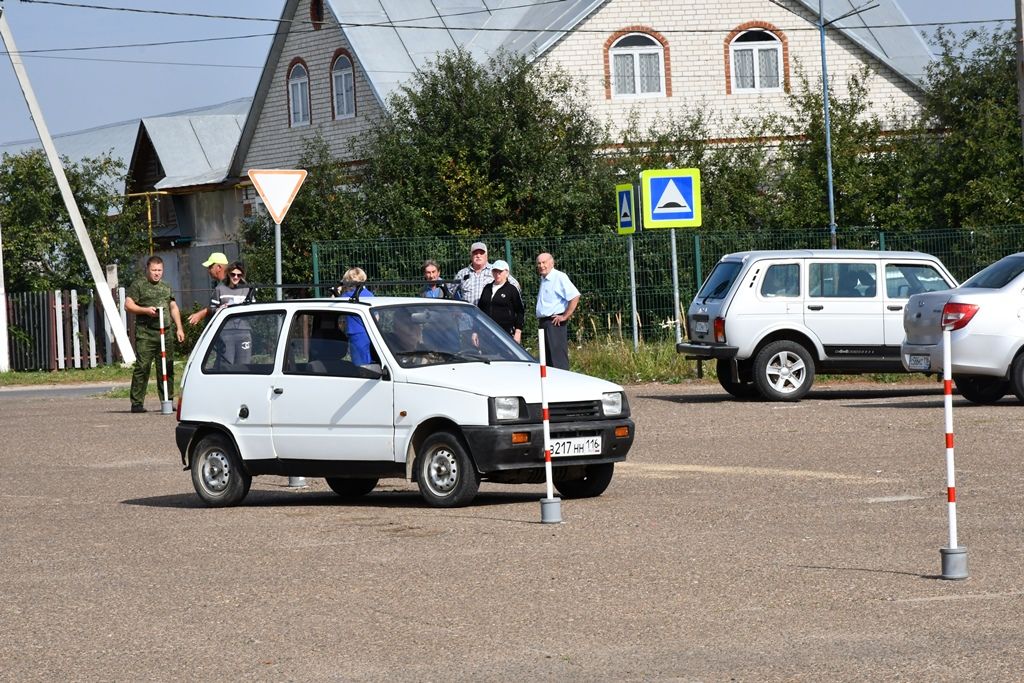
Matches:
[425,447,458,495]
[201,450,231,493]
[766,351,806,393]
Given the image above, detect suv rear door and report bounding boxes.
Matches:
[803,259,883,349]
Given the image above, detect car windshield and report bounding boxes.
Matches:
[371,303,534,368]
[697,261,742,301]
[961,255,1024,290]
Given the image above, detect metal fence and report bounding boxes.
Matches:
[312,225,1024,343]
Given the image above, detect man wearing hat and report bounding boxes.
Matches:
[453,242,519,306]
[187,252,229,326]
[477,259,524,343]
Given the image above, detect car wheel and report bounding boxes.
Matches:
[190,434,251,507]
[954,374,1008,405]
[415,431,480,508]
[554,463,615,499]
[325,477,378,497]
[1010,355,1024,403]
[753,340,815,401]
[716,359,759,399]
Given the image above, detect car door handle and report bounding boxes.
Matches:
[887,305,903,311]
[807,305,824,311]
[273,387,284,395]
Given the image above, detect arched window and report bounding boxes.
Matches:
[609,33,665,98]
[729,29,782,92]
[332,53,355,119]
[288,62,310,127]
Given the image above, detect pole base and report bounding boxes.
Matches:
[940,546,969,580]
[160,400,174,415]
[287,476,307,488]
[540,496,562,524]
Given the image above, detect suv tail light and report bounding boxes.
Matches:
[941,302,979,331]
[714,317,726,343]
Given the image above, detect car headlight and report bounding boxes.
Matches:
[601,391,623,416]
[494,396,522,421]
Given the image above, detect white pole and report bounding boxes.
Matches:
[87,291,97,368]
[71,289,81,368]
[54,290,65,370]
[538,329,554,500]
[0,215,9,372]
[942,327,958,549]
[158,307,170,404]
[0,11,136,364]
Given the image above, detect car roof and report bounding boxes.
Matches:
[222,296,472,312]
[720,249,941,262]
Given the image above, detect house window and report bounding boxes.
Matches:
[332,54,355,119]
[288,62,310,127]
[610,33,665,97]
[730,30,782,92]
[310,0,324,28]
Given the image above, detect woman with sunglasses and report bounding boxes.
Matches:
[210,261,252,368]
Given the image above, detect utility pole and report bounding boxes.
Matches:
[1016,0,1024,154]
[0,4,136,364]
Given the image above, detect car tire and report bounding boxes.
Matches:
[1010,355,1024,403]
[716,359,759,399]
[753,340,815,402]
[954,374,1008,405]
[415,431,480,508]
[325,477,378,497]
[554,463,615,499]
[190,433,251,507]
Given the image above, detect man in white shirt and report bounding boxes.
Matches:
[535,252,580,370]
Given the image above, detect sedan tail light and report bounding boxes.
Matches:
[941,302,979,331]
[714,317,726,343]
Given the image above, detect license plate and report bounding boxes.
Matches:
[692,321,709,334]
[550,436,602,457]
[908,354,931,371]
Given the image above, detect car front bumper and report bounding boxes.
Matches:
[462,418,634,473]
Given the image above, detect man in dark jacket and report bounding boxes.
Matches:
[477,259,524,344]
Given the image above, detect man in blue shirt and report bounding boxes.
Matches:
[535,252,580,370]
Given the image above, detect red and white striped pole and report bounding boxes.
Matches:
[939,325,968,579]
[537,329,562,523]
[158,307,173,415]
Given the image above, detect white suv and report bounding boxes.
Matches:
[174,296,634,507]
[677,250,957,401]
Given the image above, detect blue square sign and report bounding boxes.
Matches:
[640,169,702,229]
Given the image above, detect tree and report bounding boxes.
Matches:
[0,149,145,292]
[359,49,613,238]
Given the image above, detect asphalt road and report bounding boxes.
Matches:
[2,379,1022,681]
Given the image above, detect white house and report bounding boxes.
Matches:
[231,0,932,175]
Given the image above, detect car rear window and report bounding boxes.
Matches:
[697,261,742,301]
[961,255,1024,289]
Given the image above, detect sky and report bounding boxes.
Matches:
[0,0,1015,144]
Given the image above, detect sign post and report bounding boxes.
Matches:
[615,184,639,351]
[248,169,307,487]
[640,169,702,344]
[247,169,308,301]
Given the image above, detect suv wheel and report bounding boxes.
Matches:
[955,374,1007,405]
[415,431,480,508]
[554,463,615,499]
[753,341,814,401]
[716,359,759,399]
[191,434,251,507]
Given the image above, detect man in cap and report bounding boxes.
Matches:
[535,252,580,371]
[187,252,229,326]
[453,242,519,306]
[477,259,524,343]
[124,255,185,413]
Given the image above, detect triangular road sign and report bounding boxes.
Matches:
[653,179,691,214]
[620,194,632,220]
[247,168,308,224]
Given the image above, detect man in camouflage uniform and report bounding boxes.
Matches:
[125,256,185,413]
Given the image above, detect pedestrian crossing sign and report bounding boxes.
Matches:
[616,184,635,235]
[640,168,702,229]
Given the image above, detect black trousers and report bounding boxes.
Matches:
[538,317,570,370]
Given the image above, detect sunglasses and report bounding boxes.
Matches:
[229,272,243,278]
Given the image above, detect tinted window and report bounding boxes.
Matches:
[202,311,285,374]
[885,264,951,298]
[760,263,800,297]
[697,262,742,300]
[961,255,1024,289]
[809,262,876,298]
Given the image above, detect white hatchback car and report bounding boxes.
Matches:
[902,251,1024,404]
[174,295,634,507]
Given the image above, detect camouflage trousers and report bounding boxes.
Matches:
[130,326,175,407]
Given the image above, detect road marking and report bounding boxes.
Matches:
[619,462,891,482]
[866,495,926,503]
